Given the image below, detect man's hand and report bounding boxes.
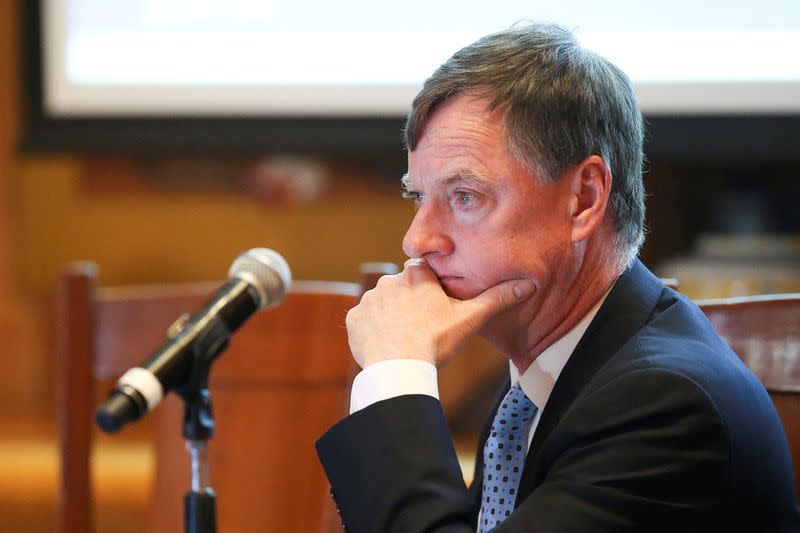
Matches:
[346,259,536,369]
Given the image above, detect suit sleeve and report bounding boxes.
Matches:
[316,394,476,533]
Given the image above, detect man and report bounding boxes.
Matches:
[316,24,800,532]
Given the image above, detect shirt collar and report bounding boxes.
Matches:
[510,287,612,411]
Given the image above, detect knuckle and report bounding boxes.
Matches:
[345,306,358,326]
[375,272,403,288]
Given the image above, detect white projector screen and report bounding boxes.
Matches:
[42,0,800,117]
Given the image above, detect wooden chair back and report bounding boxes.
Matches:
[698,293,800,496]
[57,262,365,532]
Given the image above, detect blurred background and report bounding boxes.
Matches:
[1,0,798,531]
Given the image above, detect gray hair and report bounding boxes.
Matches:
[404,23,645,273]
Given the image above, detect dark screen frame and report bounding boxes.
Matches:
[19,0,800,162]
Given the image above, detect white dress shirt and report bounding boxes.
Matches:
[512,290,608,448]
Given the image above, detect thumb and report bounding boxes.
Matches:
[459,279,536,327]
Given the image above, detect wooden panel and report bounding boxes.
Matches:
[213,289,359,385]
[773,391,800,493]
[56,264,96,533]
[700,294,800,392]
[148,384,348,532]
[94,281,360,381]
[125,282,358,532]
[58,261,360,533]
[93,283,216,379]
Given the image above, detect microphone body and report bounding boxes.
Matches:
[96,249,291,433]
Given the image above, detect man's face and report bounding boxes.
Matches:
[402,94,575,315]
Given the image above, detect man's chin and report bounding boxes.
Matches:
[479,294,538,337]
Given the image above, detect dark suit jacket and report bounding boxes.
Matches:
[316,260,800,532]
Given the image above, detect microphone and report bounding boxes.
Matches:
[95,248,292,433]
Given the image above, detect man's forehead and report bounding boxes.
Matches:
[416,93,506,145]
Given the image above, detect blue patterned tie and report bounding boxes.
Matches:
[479,382,537,532]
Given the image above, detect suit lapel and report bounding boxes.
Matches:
[514,260,665,503]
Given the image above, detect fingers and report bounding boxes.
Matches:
[346,258,450,368]
[403,257,426,269]
[402,257,439,285]
[460,279,536,328]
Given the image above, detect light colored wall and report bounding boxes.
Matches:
[13,156,412,294]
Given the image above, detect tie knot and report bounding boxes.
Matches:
[492,382,536,435]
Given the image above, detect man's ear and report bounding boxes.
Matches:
[566,155,612,243]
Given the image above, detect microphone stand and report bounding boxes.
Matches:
[174,321,232,533]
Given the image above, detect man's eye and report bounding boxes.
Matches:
[454,191,478,207]
[402,190,424,205]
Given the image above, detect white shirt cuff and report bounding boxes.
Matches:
[349,359,439,414]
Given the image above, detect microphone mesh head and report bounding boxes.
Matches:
[228,248,292,309]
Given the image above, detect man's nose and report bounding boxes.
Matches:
[402,204,454,258]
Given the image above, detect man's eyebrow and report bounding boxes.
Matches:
[401,169,490,190]
[444,169,491,186]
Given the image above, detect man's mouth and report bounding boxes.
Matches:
[425,265,473,297]
[437,276,476,299]
[435,273,465,286]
